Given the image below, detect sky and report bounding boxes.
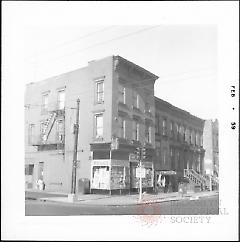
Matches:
[23,24,218,120]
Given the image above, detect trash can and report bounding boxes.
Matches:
[78,178,90,194]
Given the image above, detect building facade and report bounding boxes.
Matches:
[25,56,158,194]
[25,55,216,194]
[154,98,205,192]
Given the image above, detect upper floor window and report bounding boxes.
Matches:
[183,127,187,141]
[28,124,35,144]
[118,116,126,139]
[155,114,160,134]
[156,141,161,157]
[57,89,65,110]
[195,132,199,146]
[170,121,174,137]
[162,118,167,136]
[145,102,151,113]
[163,148,167,166]
[145,125,151,143]
[132,120,139,141]
[42,93,49,113]
[176,123,180,140]
[189,129,192,144]
[133,91,139,109]
[119,85,126,104]
[200,134,203,146]
[56,119,64,142]
[96,80,104,103]
[95,113,103,139]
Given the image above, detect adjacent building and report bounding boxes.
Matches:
[203,119,219,177]
[25,55,218,194]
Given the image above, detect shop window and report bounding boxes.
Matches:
[92,166,110,189]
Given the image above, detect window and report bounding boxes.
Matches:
[25,164,34,175]
[40,121,47,135]
[133,91,139,109]
[189,129,192,144]
[28,124,35,144]
[195,132,199,146]
[95,114,103,138]
[145,125,151,143]
[184,127,187,141]
[176,123,179,140]
[96,80,104,103]
[42,93,49,113]
[162,118,167,135]
[145,102,151,113]
[170,121,174,137]
[155,114,160,134]
[156,141,161,157]
[177,150,181,170]
[56,119,64,142]
[163,148,167,165]
[119,116,126,139]
[119,85,126,104]
[132,120,139,141]
[57,89,65,110]
[200,134,203,146]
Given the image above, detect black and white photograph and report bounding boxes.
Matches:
[2,1,239,241]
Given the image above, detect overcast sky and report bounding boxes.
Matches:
[23,24,217,120]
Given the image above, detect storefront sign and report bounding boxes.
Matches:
[157,170,177,175]
[92,159,110,167]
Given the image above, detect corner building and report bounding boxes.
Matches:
[25,56,158,194]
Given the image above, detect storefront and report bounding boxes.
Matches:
[91,159,130,193]
[130,161,154,192]
[155,170,177,193]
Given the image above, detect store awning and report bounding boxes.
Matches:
[156,170,177,175]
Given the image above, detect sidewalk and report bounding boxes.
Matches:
[37,190,218,206]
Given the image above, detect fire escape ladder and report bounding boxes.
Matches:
[42,112,57,142]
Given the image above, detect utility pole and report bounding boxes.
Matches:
[139,156,142,202]
[71,98,80,194]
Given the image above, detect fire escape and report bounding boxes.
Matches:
[32,108,65,154]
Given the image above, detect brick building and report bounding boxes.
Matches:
[154,98,205,192]
[25,55,216,194]
[25,56,158,194]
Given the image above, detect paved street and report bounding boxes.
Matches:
[26,195,218,216]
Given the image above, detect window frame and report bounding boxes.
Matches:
[132,120,139,141]
[41,92,49,113]
[94,113,104,139]
[96,80,104,104]
[57,89,65,110]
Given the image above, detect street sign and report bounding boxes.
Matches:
[136,167,146,178]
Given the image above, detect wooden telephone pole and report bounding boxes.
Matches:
[71,98,80,194]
